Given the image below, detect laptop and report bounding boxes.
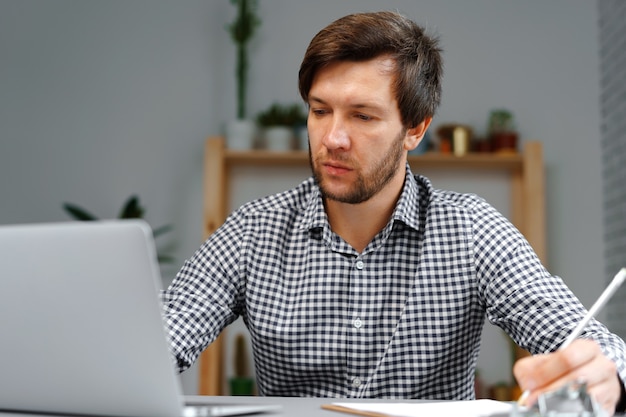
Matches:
[0,220,280,417]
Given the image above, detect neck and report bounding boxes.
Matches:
[325,168,405,253]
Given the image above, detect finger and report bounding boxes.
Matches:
[539,341,598,382]
[588,383,619,415]
[513,353,550,392]
[513,340,611,406]
[524,341,599,387]
[520,353,619,413]
[585,359,620,414]
[526,380,617,415]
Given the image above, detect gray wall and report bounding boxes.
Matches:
[0,0,609,394]
[598,0,626,337]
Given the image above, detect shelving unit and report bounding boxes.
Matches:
[198,136,546,395]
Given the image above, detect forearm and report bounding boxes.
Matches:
[160,282,236,372]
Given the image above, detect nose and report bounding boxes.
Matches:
[322,116,350,150]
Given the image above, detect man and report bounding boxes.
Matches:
[161,11,626,413]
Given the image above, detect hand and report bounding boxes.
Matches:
[513,339,622,414]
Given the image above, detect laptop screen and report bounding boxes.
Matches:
[0,220,185,417]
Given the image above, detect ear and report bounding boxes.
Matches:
[404,117,433,151]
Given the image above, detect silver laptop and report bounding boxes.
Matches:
[0,220,280,417]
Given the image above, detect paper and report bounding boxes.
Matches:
[322,399,516,417]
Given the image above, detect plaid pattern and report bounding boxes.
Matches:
[161,165,626,399]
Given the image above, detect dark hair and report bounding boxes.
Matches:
[298,11,443,129]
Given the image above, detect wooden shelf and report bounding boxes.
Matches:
[222,148,523,171]
[199,136,545,396]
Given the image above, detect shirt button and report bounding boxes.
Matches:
[352,377,362,387]
[355,260,364,270]
[353,318,363,328]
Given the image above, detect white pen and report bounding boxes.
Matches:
[517,267,626,406]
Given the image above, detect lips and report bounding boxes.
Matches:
[322,161,352,176]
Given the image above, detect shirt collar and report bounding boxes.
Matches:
[299,182,327,232]
[390,163,422,232]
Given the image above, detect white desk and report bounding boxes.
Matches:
[0,397,434,417]
[186,395,397,416]
[205,395,339,416]
[1,396,616,417]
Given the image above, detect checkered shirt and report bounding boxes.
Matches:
[160,165,626,399]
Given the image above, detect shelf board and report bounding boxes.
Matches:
[223,150,523,171]
[224,149,309,167]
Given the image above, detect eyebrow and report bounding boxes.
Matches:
[308,95,387,113]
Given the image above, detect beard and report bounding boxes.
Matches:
[309,129,406,204]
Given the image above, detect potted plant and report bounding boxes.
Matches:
[229,333,254,395]
[287,104,308,151]
[256,103,306,151]
[62,195,174,264]
[224,0,261,150]
[488,109,518,153]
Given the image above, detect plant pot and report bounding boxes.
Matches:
[491,132,518,154]
[489,384,511,401]
[229,377,254,396]
[263,126,292,151]
[225,119,257,150]
[296,125,308,151]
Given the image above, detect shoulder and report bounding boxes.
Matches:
[412,174,515,238]
[202,177,317,257]
[227,177,317,231]
[240,177,316,214]
[414,174,491,214]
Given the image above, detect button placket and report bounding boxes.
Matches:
[352,258,365,329]
[347,255,367,396]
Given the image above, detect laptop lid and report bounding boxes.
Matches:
[0,220,185,417]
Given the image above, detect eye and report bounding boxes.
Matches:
[355,113,372,121]
[311,108,328,116]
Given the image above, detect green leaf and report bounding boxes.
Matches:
[62,203,98,221]
[118,195,144,219]
[63,195,175,265]
[157,254,176,264]
[152,224,173,238]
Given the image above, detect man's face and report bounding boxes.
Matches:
[306,57,418,205]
